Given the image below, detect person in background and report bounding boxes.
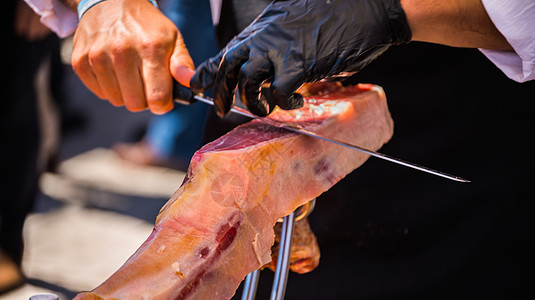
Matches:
[24,0,534,298]
[1,0,64,293]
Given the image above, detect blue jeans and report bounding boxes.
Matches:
[146,0,218,163]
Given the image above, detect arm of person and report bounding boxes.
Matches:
[401,0,511,50]
[26,0,196,114]
[402,0,534,82]
[190,0,532,118]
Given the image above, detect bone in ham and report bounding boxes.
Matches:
[265,215,320,274]
[74,81,394,300]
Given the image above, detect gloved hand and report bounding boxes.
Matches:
[191,0,412,117]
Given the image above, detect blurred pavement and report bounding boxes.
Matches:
[1,38,187,300]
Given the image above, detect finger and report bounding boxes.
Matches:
[141,36,190,114]
[141,59,173,115]
[190,32,247,94]
[71,48,106,100]
[113,49,147,112]
[213,44,250,117]
[269,65,305,111]
[88,50,124,106]
[173,66,195,88]
[238,54,274,117]
[190,53,223,94]
[170,33,195,88]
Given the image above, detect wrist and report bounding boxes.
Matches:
[77,0,158,20]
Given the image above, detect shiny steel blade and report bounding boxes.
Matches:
[193,95,470,183]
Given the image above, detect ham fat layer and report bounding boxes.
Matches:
[74,82,394,300]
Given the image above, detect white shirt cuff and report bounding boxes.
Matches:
[480,49,535,83]
[479,0,535,82]
[24,0,79,38]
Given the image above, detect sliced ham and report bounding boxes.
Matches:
[74,82,394,300]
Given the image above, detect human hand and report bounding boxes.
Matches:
[190,0,411,117]
[71,0,194,114]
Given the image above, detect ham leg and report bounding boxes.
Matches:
[74,82,394,300]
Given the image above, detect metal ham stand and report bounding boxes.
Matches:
[241,199,316,300]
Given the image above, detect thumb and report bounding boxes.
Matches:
[170,33,195,87]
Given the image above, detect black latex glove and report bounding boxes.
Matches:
[191,0,412,117]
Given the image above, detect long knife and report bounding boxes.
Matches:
[173,82,470,183]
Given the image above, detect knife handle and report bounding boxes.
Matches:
[172,81,195,105]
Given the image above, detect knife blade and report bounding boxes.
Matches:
[173,82,470,183]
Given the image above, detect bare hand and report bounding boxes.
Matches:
[71,0,194,114]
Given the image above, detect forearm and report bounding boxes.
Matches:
[401,0,512,50]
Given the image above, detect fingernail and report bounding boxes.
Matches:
[174,66,195,88]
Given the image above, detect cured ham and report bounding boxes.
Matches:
[74,82,394,300]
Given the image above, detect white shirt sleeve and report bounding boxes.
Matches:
[209,0,223,25]
[25,0,223,37]
[479,0,535,82]
[24,0,79,38]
